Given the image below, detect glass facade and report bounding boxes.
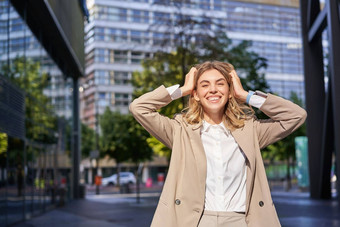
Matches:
[0,2,73,119]
[0,1,74,225]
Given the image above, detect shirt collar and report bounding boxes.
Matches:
[201,120,230,135]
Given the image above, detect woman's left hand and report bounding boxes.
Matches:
[230,70,249,103]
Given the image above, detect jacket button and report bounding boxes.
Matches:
[259,201,264,207]
[175,199,181,205]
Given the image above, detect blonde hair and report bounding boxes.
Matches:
[183,61,254,131]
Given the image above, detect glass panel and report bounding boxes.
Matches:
[6,136,25,225]
[25,144,35,220]
[0,132,8,225]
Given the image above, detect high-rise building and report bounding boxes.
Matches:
[81,0,305,128]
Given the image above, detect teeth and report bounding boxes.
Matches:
[208,97,219,100]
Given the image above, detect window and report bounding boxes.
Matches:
[131,30,149,44]
[110,71,129,84]
[98,92,107,106]
[198,0,210,10]
[108,28,128,42]
[94,27,105,41]
[11,18,24,32]
[94,6,127,22]
[113,50,128,63]
[132,10,141,22]
[153,12,170,24]
[153,32,170,45]
[95,70,107,84]
[0,40,7,54]
[131,10,148,23]
[131,51,144,63]
[0,20,7,33]
[214,0,223,11]
[94,48,106,62]
[113,92,129,106]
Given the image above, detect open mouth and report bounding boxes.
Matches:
[207,96,221,103]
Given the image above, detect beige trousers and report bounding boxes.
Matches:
[197,210,247,227]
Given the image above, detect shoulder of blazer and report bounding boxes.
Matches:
[173,113,203,130]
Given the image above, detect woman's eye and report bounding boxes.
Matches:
[202,84,208,87]
[218,83,224,86]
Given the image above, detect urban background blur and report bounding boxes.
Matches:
[0,0,338,226]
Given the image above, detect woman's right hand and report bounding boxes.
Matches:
[180,67,197,96]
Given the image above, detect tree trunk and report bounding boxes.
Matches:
[117,162,121,188]
[135,163,140,203]
[285,153,291,191]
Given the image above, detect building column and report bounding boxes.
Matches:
[299,0,327,198]
[72,77,81,199]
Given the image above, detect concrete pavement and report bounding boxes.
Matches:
[12,191,340,227]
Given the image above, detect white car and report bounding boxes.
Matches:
[101,172,136,186]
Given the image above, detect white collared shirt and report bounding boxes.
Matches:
[201,120,247,211]
[166,85,266,212]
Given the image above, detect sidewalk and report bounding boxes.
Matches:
[12,190,340,227]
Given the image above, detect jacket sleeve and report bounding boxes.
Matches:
[254,94,307,149]
[129,85,177,149]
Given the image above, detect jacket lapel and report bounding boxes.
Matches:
[231,123,255,214]
[231,124,255,170]
[189,124,207,198]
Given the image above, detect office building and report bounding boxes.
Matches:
[81,0,305,128]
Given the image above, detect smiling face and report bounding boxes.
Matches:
[193,69,231,121]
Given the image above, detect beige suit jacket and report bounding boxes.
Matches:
[129,85,307,227]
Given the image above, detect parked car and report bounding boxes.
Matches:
[101,172,136,186]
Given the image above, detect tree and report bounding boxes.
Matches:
[99,107,152,186]
[126,115,153,201]
[127,116,153,165]
[132,48,197,117]
[200,33,269,93]
[81,123,96,158]
[149,0,229,105]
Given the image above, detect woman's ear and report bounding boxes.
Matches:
[193,90,200,101]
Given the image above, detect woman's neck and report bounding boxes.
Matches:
[203,112,224,125]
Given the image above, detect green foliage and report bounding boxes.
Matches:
[81,123,96,158]
[0,133,8,168]
[0,133,7,155]
[200,33,269,92]
[1,57,56,143]
[262,91,306,162]
[146,136,171,160]
[132,47,197,117]
[127,116,153,164]
[131,47,197,158]
[99,107,152,164]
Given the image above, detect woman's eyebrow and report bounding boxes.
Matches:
[199,80,210,84]
[216,78,226,82]
[199,78,226,84]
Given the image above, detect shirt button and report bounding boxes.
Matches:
[259,201,264,207]
[175,199,181,205]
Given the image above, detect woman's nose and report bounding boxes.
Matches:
[209,85,217,93]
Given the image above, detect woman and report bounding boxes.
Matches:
[129,61,307,227]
